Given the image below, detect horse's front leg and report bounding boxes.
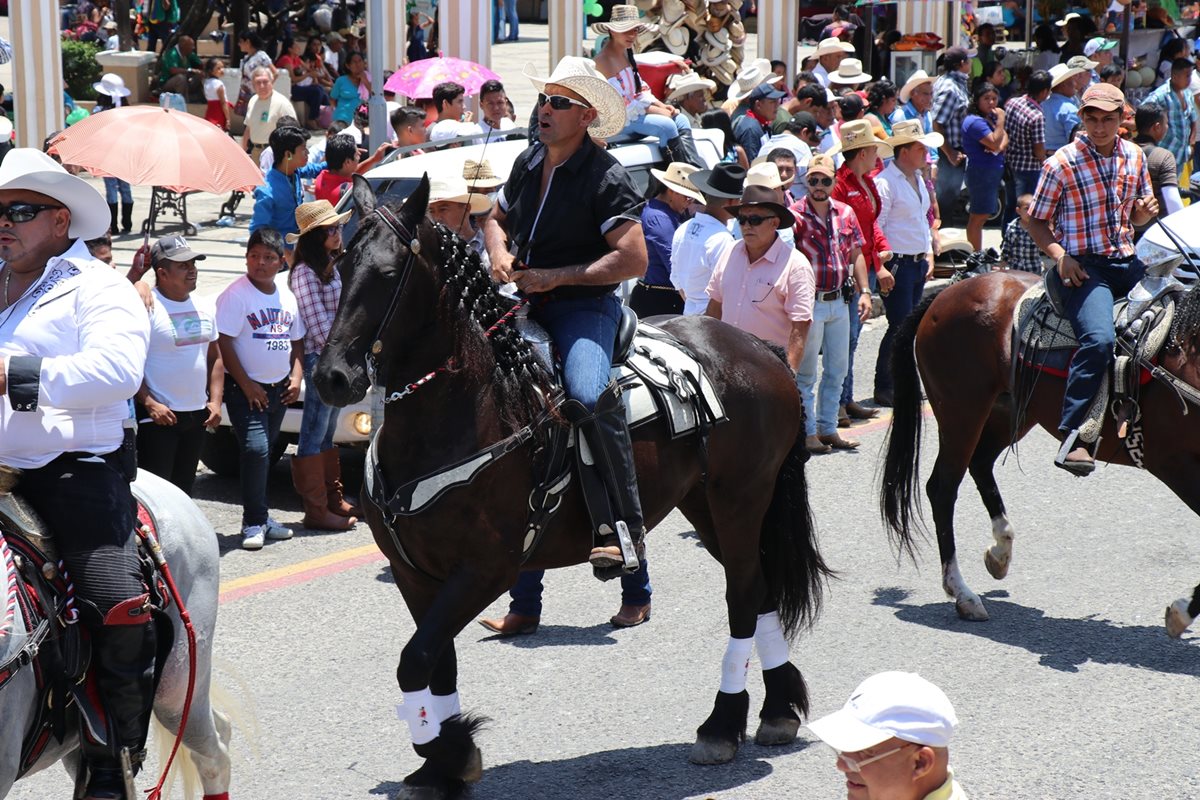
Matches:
[394,566,508,800]
[1149,455,1200,637]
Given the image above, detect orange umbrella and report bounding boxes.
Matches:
[49,106,263,194]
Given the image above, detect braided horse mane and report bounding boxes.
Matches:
[1169,285,1200,354]
[424,219,555,433]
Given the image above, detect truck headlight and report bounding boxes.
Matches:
[352,412,372,436]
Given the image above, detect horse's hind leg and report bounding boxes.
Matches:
[929,411,992,621]
[1149,456,1200,637]
[969,417,1022,581]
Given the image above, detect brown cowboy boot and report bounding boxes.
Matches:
[478,613,540,636]
[321,449,362,517]
[292,454,357,530]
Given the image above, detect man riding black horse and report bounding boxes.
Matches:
[483,56,649,573]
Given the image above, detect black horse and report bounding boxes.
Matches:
[315,175,832,799]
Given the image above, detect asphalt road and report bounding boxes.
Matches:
[8,319,1200,800]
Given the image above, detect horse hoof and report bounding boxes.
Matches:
[754,717,800,746]
[461,746,483,783]
[690,736,739,765]
[1166,599,1193,638]
[396,786,450,800]
[983,547,1010,580]
[954,596,989,621]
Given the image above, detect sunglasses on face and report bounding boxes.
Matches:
[807,176,834,188]
[737,214,774,227]
[0,202,64,224]
[538,92,590,111]
[325,224,344,237]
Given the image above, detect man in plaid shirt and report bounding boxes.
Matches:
[1026,83,1159,475]
[1004,70,1051,201]
[931,48,971,219]
[790,154,872,453]
[1143,57,1197,179]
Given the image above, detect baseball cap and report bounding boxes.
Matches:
[1079,82,1125,112]
[149,235,206,266]
[806,672,959,752]
[1067,54,1099,72]
[746,83,786,102]
[1084,37,1119,57]
[807,153,836,178]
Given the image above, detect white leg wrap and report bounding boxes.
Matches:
[431,691,461,723]
[755,612,789,671]
[398,688,442,745]
[719,637,754,694]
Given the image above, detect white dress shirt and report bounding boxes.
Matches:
[670,212,734,315]
[0,240,149,469]
[874,162,933,256]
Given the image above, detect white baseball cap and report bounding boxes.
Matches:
[806,672,959,752]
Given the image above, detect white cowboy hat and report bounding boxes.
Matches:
[829,58,872,85]
[886,118,944,150]
[93,72,131,99]
[591,4,658,36]
[1055,12,1081,27]
[428,175,493,216]
[665,72,716,103]
[728,62,783,102]
[1049,62,1086,89]
[650,162,704,202]
[745,162,784,189]
[898,69,934,104]
[524,57,627,139]
[0,148,110,240]
[814,36,855,58]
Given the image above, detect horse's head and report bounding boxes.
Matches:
[315,174,440,407]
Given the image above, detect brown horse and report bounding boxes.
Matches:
[880,269,1200,636]
[313,176,833,799]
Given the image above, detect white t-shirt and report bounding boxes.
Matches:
[215,274,306,384]
[144,290,218,412]
[203,77,223,102]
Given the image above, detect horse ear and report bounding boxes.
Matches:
[402,174,431,230]
[350,174,376,217]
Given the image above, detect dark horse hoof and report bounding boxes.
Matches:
[755,662,807,746]
[403,714,488,798]
[690,689,749,765]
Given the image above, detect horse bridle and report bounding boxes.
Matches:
[364,205,423,388]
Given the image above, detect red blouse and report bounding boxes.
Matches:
[831,163,891,272]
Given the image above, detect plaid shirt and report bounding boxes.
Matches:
[1001,218,1043,273]
[289,261,342,355]
[932,71,970,150]
[1144,82,1196,178]
[790,196,865,292]
[1004,94,1046,173]
[1028,135,1152,258]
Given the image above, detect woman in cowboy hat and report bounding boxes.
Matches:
[592,4,703,167]
[92,72,134,235]
[633,161,703,317]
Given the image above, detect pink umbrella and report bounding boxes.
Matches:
[48,106,263,194]
[384,56,502,99]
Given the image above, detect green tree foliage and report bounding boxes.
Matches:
[62,39,103,100]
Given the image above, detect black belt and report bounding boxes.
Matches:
[636,281,678,293]
[815,289,842,302]
[893,253,926,260]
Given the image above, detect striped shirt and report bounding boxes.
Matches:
[1001,218,1044,273]
[932,71,970,150]
[1004,94,1046,173]
[790,196,865,292]
[1028,135,1152,258]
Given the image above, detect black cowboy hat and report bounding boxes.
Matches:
[689,163,747,200]
[727,184,795,228]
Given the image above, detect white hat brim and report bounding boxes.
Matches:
[428,191,493,216]
[729,73,781,102]
[807,708,894,754]
[591,20,658,35]
[888,130,944,150]
[1051,66,1086,87]
[285,207,353,243]
[0,149,111,240]
[666,78,716,103]
[524,63,627,140]
[649,167,703,202]
[830,71,872,85]
[93,82,131,98]
[899,75,933,104]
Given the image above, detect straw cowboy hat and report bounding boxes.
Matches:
[830,118,893,157]
[524,56,626,139]
[898,69,934,104]
[649,162,704,203]
[829,58,872,85]
[728,62,783,102]
[93,72,131,98]
[1049,62,1086,89]
[463,158,504,192]
[591,4,658,36]
[886,118,944,150]
[0,148,110,240]
[286,199,353,243]
[666,72,717,104]
[745,162,784,189]
[428,175,493,216]
[814,36,856,58]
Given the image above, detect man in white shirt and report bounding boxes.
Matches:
[135,236,222,496]
[872,120,937,405]
[670,163,744,315]
[812,37,854,89]
[477,79,517,139]
[0,149,154,798]
[323,31,344,78]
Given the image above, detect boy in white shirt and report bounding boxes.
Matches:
[215,228,306,550]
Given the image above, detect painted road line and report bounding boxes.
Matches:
[219,544,387,603]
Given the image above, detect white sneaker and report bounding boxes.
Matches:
[242,525,265,550]
[265,517,293,541]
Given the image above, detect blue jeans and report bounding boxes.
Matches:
[874,254,928,396]
[798,298,851,436]
[492,3,502,41]
[298,351,339,456]
[224,377,288,527]
[530,294,621,411]
[1053,255,1145,432]
[503,0,519,39]
[935,156,965,221]
[104,177,132,204]
[291,83,329,114]
[841,274,877,406]
[508,562,652,617]
[620,110,690,143]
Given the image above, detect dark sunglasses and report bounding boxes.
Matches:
[737,214,774,227]
[0,202,64,224]
[537,92,590,111]
[807,176,834,187]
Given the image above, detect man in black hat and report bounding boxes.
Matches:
[669,163,745,315]
[734,82,787,161]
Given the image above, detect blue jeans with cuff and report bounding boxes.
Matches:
[798,297,851,436]
[508,563,652,617]
[224,377,288,527]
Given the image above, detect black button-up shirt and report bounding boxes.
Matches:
[498,136,642,299]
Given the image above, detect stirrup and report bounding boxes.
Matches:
[590,522,641,579]
[1054,430,1096,476]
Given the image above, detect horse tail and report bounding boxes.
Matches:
[761,431,835,640]
[880,292,937,561]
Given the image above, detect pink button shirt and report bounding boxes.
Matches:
[705,234,815,348]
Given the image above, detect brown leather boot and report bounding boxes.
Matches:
[321,449,362,517]
[477,613,539,636]
[292,454,357,530]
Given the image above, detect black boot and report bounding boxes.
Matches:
[108,203,119,236]
[121,202,134,235]
[667,128,705,168]
[579,381,645,572]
